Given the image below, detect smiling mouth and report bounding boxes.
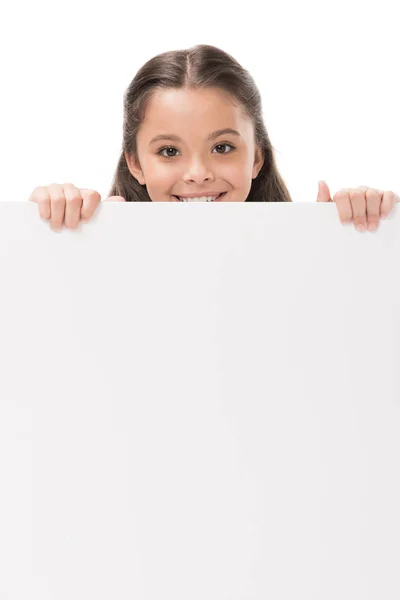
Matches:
[173,192,227,202]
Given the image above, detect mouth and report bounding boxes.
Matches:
[173,192,227,202]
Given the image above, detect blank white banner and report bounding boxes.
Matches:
[0,201,399,600]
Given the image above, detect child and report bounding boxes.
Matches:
[28,44,399,233]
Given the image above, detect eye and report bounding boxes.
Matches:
[158,147,179,159]
[157,143,236,159]
[214,143,235,155]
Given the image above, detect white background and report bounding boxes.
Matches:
[0,0,399,203]
[0,201,399,598]
[1,1,400,598]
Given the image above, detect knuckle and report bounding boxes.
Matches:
[30,186,42,197]
[349,189,363,200]
[63,184,84,205]
[79,187,100,199]
[333,189,348,201]
[86,189,101,200]
[29,186,49,202]
[66,194,82,204]
[48,183,64,194]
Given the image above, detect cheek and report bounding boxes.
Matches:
[145,161,175,185]
[223,163,250,187]
[224,153,249,174]
[149,160,178,183]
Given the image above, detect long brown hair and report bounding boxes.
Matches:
[108,44,292,203]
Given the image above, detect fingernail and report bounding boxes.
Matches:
[356,224,366,232]
[380,214,386,219]
[368,223,377,231]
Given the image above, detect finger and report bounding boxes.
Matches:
[348,188,367,230]
[29,186,51,220]
[47,184,66,230]
[380,190,398,218]
[316,180,332,202]
[365,188,382,231]
[78,188,102,221]
[332,188,353,224]
[63,183,84,229]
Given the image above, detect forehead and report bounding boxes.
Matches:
[140,87,249,134]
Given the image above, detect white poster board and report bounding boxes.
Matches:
[0,201,399,600]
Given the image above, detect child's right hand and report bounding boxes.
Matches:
[29,183,125,231]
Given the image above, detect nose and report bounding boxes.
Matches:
[183,157,215,184]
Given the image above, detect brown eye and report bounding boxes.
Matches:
[213,143,235,154]
[157,143,236,160]
[158,147,178,158]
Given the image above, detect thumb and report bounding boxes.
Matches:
[316,180,332,202]
[103,195,126,202]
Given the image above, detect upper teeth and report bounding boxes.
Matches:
[178,196,218,202]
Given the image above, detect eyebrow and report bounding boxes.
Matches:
[149,128,242,145]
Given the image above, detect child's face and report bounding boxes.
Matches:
[125,87,264,202]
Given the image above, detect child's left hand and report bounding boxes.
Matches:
[317,181,399,232]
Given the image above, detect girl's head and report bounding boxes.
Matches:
[108,45,292,203]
